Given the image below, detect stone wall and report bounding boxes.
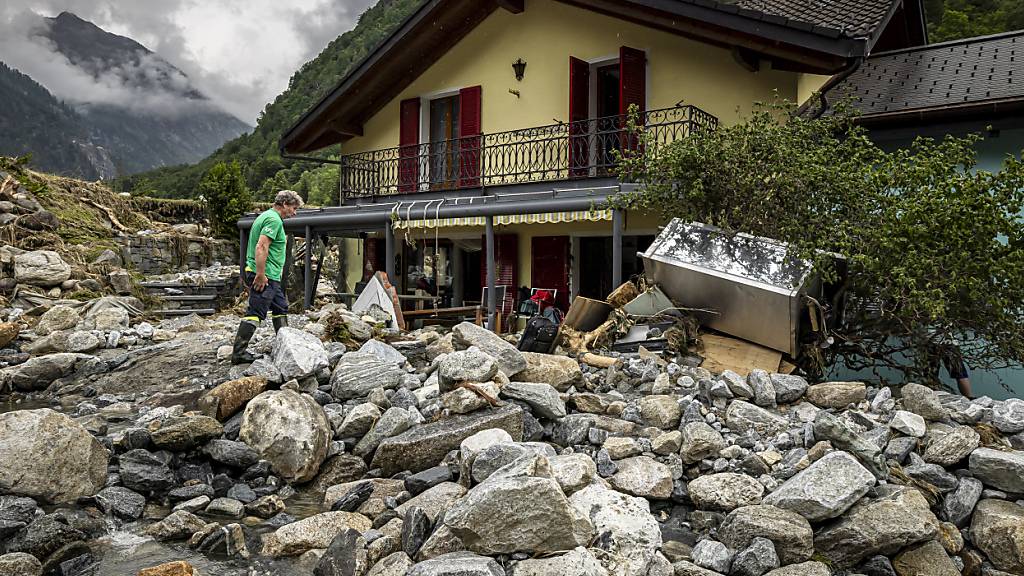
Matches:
[118,234,237,275]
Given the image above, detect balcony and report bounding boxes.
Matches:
[339,104,718,201]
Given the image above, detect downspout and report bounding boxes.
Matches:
[812,55,864,119]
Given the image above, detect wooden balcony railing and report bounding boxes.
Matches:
[339,104,718,201]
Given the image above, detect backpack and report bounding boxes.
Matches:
[517,315,559,353]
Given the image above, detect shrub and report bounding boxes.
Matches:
[200,161,252,239]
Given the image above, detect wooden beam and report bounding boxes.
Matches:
[496,0,525,13]
[329,120,364,137]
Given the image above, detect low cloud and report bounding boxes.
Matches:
[0,0,376,124]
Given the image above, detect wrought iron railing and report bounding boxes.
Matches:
[339,105,718,200]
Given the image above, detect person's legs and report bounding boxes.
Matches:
[269,279,289,333]
[943,352,974,399]
[232,272,268,364]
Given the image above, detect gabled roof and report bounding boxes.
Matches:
[283,0,921,154]
[820,30,1024,126]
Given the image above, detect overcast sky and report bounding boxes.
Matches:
[0,0,376,124]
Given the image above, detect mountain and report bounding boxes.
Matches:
[0,12,250,179]
[114,0,425,203]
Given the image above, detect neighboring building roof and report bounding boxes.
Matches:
[821,30,1024,125]
[282,0,923,154]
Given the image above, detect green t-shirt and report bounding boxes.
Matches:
[246,209,286,281]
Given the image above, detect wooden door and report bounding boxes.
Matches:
[531,236,570,311]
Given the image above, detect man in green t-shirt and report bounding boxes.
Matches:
[231,190,304,364]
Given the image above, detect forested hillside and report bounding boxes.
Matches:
[114,0,425,204]
[925,0,1023,42]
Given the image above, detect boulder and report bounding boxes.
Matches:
[446,475,593,554]
[1,353,92,392]
[609,456,673,499]
[725,401,789,437]
[372,404,524,476]
[770,374,808,404]
[239,389,331,483]
[35,306,80,335]
[437,349,499,392]
[406,552,503,576]
[805,382,866,409]
[992,398,1024,434]
[500,381,566,420]
[452,322,527,377]
[762,451,875,522]
[394,482,467,523]
[549,453,597,495]
[680,421,727,464]
[569,484,662,576]
[94,486,146,520]
[149,415,224,452]
[260,511,372,557]
[358,339,406,366]
[511,547,607,575]
[0,409,108,504]
[366,552,413,576]
[638,395,682,429]
[13,250,70,287]
[900,383,947,421]
[969,447,1024,493]
[330,352,405,400]
[890,410,926,437]
[272,327,329,381]
[85,307,128,331]
[198,376,268,421]
[763,562,830,576]
[892,540,960,576]
[688,473,765,512]
[923,425,979,466]
[718,505,813,565]
[203,439,260,469]
[970,499,1024,573]
[2,513,84,561]
[118,449,176,494]
[0,322,18,348]
[143,510,207,541]
[353,407,414,458]
[814,486,939,567]
[0,553,42,576]
[939,476,982,527]
[337,402,382,439]
[516,352,583,392]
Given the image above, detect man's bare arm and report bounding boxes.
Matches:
[253,235,272,291]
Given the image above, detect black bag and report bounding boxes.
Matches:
[517,315,559,353]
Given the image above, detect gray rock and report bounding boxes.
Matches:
[720,370,753,399]
[452,322,527,377]
[207,497,245,518]
[551,414,595,447]
[404,466,454,496]
[511,547,607,575]
[638,395,682,429]
[366,552,414,576]
[150,415,224,452]
[812,411,887,479]
[890,410,926,437]
[763,561,830,576]
[885,436,918,463]
[359,339,406,366]
[610,456,673,499]
[330,352,405,400]
[900,383,948,421]
[501,381,566,420]
[725,401,789,437]
[992,398,1024,434]
[239,389,331,483]
[806,382,866,409]
[969,499,1024,574]
[569,484,662,576]
[203,439,260,469]
[0,552,42,576]
[227,483,257,503]
[445,476,593,554]
[371,404,524,476]
[0,353,93,392]
[892,539,959,576]
[401,506,431,558]
[0,409,109,504]
[748,370,777,408]
[680,421,727,464]
[814,486,939,567]
[13,250,71,286]
[35,306,80,335]
[516,352,583,392]
[688,473,764,512]
[691,539,732,573]
[548,453,596,496]
[901,463,957,494]
[260,511,372,557]
[119,449,176,494]
[337,402,381,438]
[143,510,207,541]
[719,505,813,565]
[1,513,83,561]
[731,537,779,576]
[272,327,329,381]
[314,528,368,576]
[969,447,1024,493]
[407,552,504,576]
[94,487,145,520]
[438,350,498,392]
[354,407,414,458]
[770,374,808,404]
[471,443,532,483]
[923,425,980,466]
[940,476,983,527]
[394,482,467,523]
[172,495,211,513]
[762,451,875,522]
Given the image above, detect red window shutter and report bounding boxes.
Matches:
[363,238,386,281]
[480,233,518,314]
[458,85,482,188]
[569,56,590,178]
[399,98,420,193]
[619,46,646,153]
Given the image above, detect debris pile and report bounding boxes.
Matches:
[1,293,1023,575]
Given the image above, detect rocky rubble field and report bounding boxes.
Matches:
[1,302,1024,576]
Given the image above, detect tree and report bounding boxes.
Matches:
[618,100,1024,386]
[200,161,252,240]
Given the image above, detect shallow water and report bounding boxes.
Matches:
[0,396,55,414]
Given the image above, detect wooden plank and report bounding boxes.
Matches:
[700,333,782,378]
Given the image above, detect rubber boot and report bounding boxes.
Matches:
[272,315,288,333]
[231,321,258,364]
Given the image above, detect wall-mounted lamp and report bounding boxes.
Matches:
[512,58,527,81]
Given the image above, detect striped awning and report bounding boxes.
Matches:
[392,209,613,230]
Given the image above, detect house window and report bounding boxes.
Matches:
[428,95,460,189]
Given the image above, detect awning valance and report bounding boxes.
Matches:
[392,209,613,230]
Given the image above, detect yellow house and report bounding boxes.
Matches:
[264,0,926,327]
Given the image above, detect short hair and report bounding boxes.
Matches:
[274,190,304,208]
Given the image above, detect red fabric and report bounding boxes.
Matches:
[568,56,590,178]
[399,98,420,193]
[458,85,482,188]
[530,290,555,304]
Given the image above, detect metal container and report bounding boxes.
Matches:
[640,220,824,357]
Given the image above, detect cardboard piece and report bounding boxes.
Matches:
[562,296,614,332]
[700,332,782,377]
